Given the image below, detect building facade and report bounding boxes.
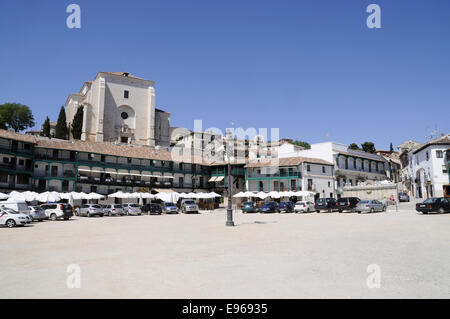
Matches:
[278,142,390,198]
[65,72,170,147]
[403,135,450,198]
[244,156,334,199]
[0,130,213,195]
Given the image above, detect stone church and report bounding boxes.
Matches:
[65,72,170,147]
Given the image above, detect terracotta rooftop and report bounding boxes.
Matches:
[245,156,333,168]
[412,134,450,154]
[0,129,37,143]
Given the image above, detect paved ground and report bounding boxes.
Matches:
[0,202,449,299]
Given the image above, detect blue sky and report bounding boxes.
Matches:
[1,0,449,150]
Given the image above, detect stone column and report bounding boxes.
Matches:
[81,103,88,141]
[147,86,156,146]
[95,77,106,142]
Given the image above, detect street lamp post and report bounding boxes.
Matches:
[225,128,234,227]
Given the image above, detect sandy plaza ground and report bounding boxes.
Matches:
[0,201,449,299]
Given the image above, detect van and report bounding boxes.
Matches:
[0,201,30,216]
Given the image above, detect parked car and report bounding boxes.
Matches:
[142,203,162,215]
[259,201,279,214]
[398,193,410,202]
[337,197,361,213]
[315,198,338,213]
[29,206,47,221]
[123,203,142,216]
[0,208,31,228]
[278,201,294,213]
[75,204,104,217]
[180,199,199,214]
[162,202,179,214]
[241,201,258,213]
[355,200,386,213]
[294,201,315,213]
[0,201,30,216]
[416,197,450,214]
[41,203,74,220]
[103,204,125,216]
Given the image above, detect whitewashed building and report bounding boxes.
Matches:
[400,135,450,198]
[65,72,170,147]
[278,142,390,198]
[245,156,334,199]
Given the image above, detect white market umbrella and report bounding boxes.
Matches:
[267,191,281,199]
[233,192,247,198]
[37,191,61,203]
[255,192,270,199]
[0,192,9,200]
[108,191,130,199]
[87,192,104,200]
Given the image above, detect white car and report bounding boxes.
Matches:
[40,203,74,221]
[294,201,315,213]
[123,203,142,216]
[0,201,30,216]
[0,208,31,228]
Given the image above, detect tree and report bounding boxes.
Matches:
[349,143,361,150]
[55,106,68,139]
[390,142,394,153]
[41,116,51,137]
[71,105,84,140]
[0,103,35,132]
[292,140,311,149]
[361,142,376,153]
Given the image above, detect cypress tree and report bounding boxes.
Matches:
[55,106,68,139]
[41,116,51,138]
[71,105,84,140]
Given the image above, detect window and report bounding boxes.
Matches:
[88,153,95,160]
[124,90,129,98]
[436,150,443,158]
[121,112,129,120]
[179,177,184,186]
[307,165,311,172]
[127,158,132,164]
[0,172,8,183]
[18,159,24,166]
[328,181,331,187]
[426,152,429,161]
[16,174,30,185]
[101,155,105,162]
[307,179,313,190]
[322,166,326,173]
[24,143,31,150]
[3,157,9,164]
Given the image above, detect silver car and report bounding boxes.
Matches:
[76,204,104,217]
[162,202,179,214]
[103,204,125,216]
[181,199,199,214]
[355,200,386,213]
[123,203,142,216]
[29,206,47,221]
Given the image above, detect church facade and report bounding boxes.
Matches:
[65,72,170,147]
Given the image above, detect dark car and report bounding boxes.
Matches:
[142,203,162,215]
[259,201,279,214]
[278,201,294,213]
[416,197,450,214]
[241,201,258,213]
[337,197,361,213]
[398,192,410,202]
[315,198,337,213]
